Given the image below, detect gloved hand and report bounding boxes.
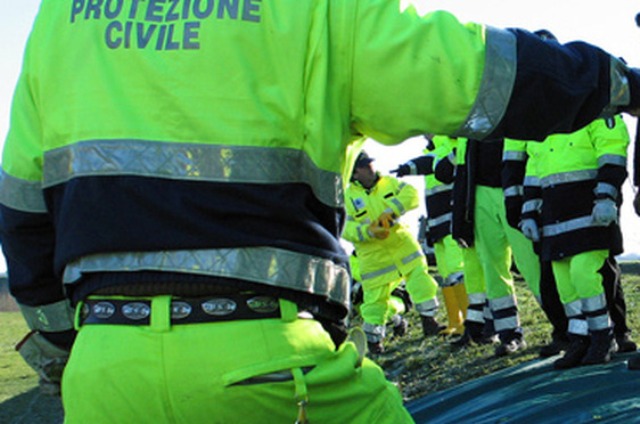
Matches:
[390,164,411,177]
[16,331,71,396]
[367,221,389,240]
[519,218,540,242]
[591,198,618,226]
[377,211,397,229]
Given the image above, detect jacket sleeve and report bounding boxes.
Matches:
[383,178,419,217]
[0,61,75,346]
[590,116,630,203]
[521,144,542,225]
[502,139,527,229]
[350,4,638,143]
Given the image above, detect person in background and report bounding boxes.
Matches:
[392,135,468,337]
[520,115,631,368]
[3,1,640,422]
[343,152,443,353]
[348,249,412,344]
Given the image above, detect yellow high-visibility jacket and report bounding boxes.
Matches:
[343,175,423,288]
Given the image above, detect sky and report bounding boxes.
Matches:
[1,1,640,271]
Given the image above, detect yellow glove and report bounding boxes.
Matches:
[367,221,390,240]
[377,211,396,229]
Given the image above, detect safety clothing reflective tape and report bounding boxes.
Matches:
[540,169,597,187]
[502,150,527,161]
[503,185,523,197]
[19,299,75,332]
[0,170,47,213]
[568,318,589,335]
[427,213,452,228]
[494,316,519,332]
[63,246,350,309]
[44,140,345,208]
[542,215,595,237]
[594,182,618,199]
[453,27,516,138]
[489,295,517,311]
[597,153,626,167]
[425,184,452,196]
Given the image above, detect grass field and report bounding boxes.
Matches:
[0,263,639,422]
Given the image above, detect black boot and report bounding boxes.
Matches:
[539,335,571,358]
[582,329,615,365]
[554,334,590,369]
[391,316,409,338]
[495,330,526,357]
[628,354,640,370]
[615,333,637,353]
[421,315,445,337]
[451,321,496,347]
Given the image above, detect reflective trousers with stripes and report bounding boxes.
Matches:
[551,249,612,334]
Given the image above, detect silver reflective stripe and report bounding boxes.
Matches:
[361,264,398,281]
[594,182,618,199]
[356,226,367,242]
[489,295,517,311]
[503,185,523,197]
[425,184,452,196]
[542,215,595,237]
[390,197,405,214]
[602,57,631,117]
[63,246,350,308]
[483,305,494,320]
[453,26,517,139]
[502,150,526,161]
[563,300,582,319]
[19,299,75,332]
[582,293,607,312]
[522,199,542,214]
[428,212,452,228]
[597,154,626,168]
[415,298,438,316]
[401,251,423,265]
[587,315,612,331]
[540,169,597,187]
[408,161,418,175]
[523,176,540,188]
[0,170,47,213]
[466,309,484,323]
[468,292,487,304]
[363,322,386,342]
[44,140,344,208]
[568,318,589,336]
[494,316,519,332]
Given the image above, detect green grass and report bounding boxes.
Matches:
[0,312,38,402]
[374,262,640,402]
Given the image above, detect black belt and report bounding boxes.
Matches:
[81,294,282,325]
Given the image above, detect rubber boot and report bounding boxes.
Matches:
[450,321,495,347]
[453,282,469,335]
[582,329,615,365]
[553,334,590,369]
[421,315,445,337]
[439,286,464,336]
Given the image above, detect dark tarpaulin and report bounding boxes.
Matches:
[406,353,640,423]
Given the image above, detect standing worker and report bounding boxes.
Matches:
[344,151,443,353]
[392,135,468,336]
[3,1,640,422]
[520,115,632,368]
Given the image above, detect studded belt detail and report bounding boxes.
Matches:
[81,295,281,325]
